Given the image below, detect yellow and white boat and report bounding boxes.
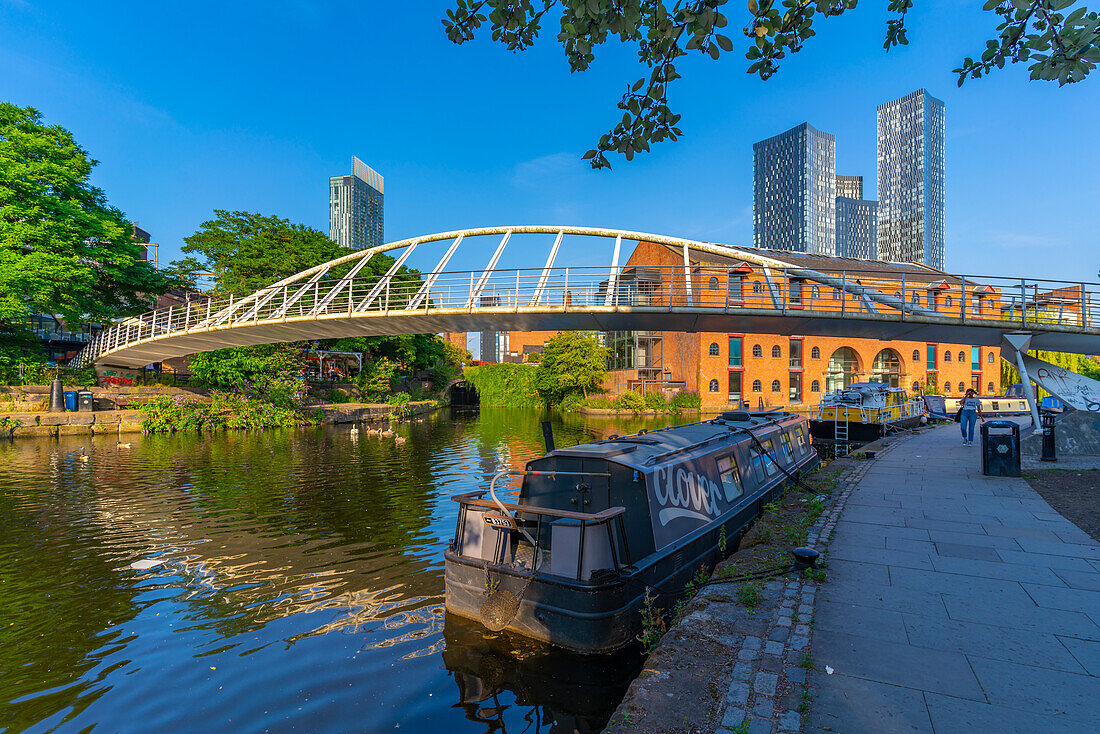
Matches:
[810,382,925,442]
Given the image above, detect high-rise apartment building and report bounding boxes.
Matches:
[753,122,836,256]
[836,175,863,200]
[836,197,878,260]
[329,157,384,249]
[877,89,945,270]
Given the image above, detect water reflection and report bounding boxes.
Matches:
[0,408,692,733]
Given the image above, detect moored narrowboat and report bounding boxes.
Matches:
[810,382,925,443]
[443,410,820,654]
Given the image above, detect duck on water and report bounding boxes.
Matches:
[444,410,820,654]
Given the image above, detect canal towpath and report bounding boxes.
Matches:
[807,420,1100,733]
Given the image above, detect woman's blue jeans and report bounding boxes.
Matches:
[960,409,978,442]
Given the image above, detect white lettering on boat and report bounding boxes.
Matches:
[654,467,723,526]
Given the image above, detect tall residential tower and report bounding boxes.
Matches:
[752,122,836,255]
[876,89,944,269]
[329,157,384,249]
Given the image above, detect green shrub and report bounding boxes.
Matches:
[612,391,646,412]
[670,390,701,410]
[463,363,542,407]
[644,390,669,412]
[136,392,314,433]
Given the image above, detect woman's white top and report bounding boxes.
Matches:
[962,397,981,411]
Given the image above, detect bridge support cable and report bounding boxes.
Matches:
[311,251,377,315]
[355,243,418,312]
[409,235,463,310]
[604,234,624,306]
[270,267,331,320]
[465,230,512,309]
[529,230,564,307]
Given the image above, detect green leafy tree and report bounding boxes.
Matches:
[176,211,350,295]
[0,102,173,327]
[188,343,308,407]
[443,1,1099,168]
[534,331,609,404]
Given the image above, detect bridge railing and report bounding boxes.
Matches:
[74,265,1100,366]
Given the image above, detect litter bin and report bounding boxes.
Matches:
[63,390,77,412]
[981,420,1021,477]
[77,392,95,412]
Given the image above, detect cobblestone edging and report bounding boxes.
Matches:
[713,434,917,734]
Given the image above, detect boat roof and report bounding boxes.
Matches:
[545,411,806,471]
[846,382,906,391]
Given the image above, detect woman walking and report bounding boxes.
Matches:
[959,388,983,446]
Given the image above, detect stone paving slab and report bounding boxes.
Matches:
[807,420,1100,733]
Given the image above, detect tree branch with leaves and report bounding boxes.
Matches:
[443,0,1098,169]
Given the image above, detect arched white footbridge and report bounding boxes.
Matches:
[74,226,1100,372]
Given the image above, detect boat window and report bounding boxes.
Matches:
[749,445,766,482]
[760,440,778,476]
[779,433,794,461]
[794,426,807,451]
[716,455,744,500]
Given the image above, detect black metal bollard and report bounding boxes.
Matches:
[48,378,65,413]
[1041,413,1057,462]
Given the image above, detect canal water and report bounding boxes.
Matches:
[0,408,697,734]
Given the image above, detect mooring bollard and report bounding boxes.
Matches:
[48,378,65,413]
[1041,412,1057,462]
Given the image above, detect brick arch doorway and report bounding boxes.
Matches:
[871,348,903,388]
[826,347,861,393]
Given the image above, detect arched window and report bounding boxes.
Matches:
[893,292,901,300]
[771,379,781,392]
[709,379,720,392]
[944,295,953,308]
[988,352,995,364]
[988,381,995,393]
[871,349,903,387]
[708,276,719,291]
[944,382,952,393]
[752,344,762,358]
[959,382,966,393]
[944,351,952,362]
[810,285,820,300]
[958,351,965,363]
[752,379,762,392]
[709,342,719,356]
[811,346,820,359]
[827,347,861,392]
[832,287,841,300]
[911,292,920,305]
[811,380,820,392]
[771,345,781,358]
[912,381,921,392]
[912,350,920,362]
[752,281,762,293]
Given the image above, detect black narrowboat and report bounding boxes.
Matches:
[443,410,820,654]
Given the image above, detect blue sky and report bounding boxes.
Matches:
[1,1,1097,281]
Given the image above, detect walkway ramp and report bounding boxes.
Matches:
[808,421,1100,733]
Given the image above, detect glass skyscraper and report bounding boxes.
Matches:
[876,89,945,270]
[836,175,863,200]
[329,157,384,249]
[836,197,878,260]
[752,122,836,256]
